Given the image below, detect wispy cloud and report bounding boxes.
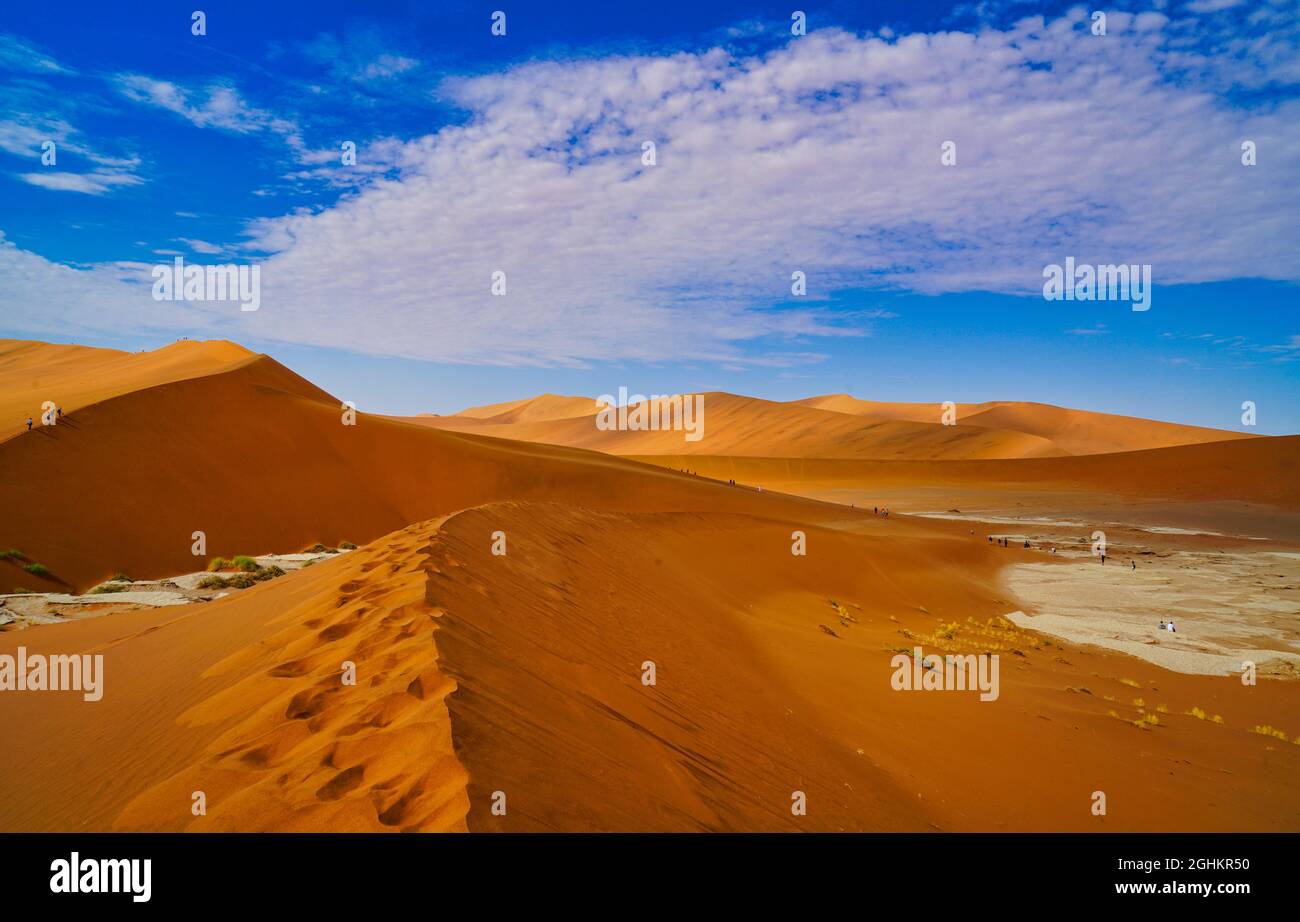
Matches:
[0,34,73,75]
[16,168,142,194]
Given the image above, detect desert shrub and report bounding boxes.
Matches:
[1253,725,1289,741]
[339,541,357,550]
[207,557,232,572]
[11,586,33,594]
[23,563,49,578]
[0,549,26,561]
[232,555,259,572]
[110,573,131,582]
[1187,706,1208,720]
[305,543,331,554]
[88,583,132,594]
[199,564,286,591]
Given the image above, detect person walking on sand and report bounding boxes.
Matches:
[1131,560,1136,571]
[26,416,32,431]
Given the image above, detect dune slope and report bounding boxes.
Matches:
[0,338,257,443]
[632,434,1300,512]
[3,501,1296,832]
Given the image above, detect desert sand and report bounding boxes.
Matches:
[0,339,1296,832]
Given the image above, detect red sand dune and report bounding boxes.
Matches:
[630,434,1300,511]
[0,351,848,593]
[2,500,1297,832]
[0,338,1296,833]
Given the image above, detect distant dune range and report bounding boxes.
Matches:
[413,390,1257,459]
[0,339,1297,832]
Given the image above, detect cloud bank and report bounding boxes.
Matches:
[3,5,1299,366]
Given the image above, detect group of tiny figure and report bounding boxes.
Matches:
[24,406,62,430]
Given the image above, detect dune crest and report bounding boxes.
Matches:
[0,338,259,443]
[791,394,1254,455]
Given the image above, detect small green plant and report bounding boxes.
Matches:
[232,555,259,572]
[0,549,26,562]
[11,586,33,594]
[88,583,132,595]
[198,565,285,591]
[207,557,232,572]
[339,541,357,550]
[23,563,50,578]
[305,543,331,554]
[110,573,131,582]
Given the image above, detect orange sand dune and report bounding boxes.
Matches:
[449,393,603,424]
[791,394,1253,455]
[0,338,256,443]
[418,391,1069,460]
[2,501,1296,832]
[634,433,1300,513]
[0,357,850,593]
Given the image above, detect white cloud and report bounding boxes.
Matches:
[1185,0,1244,12]
[16,169,143,195]
[5,9,1300,366]
[357,54,418,81]
[117,75,300,142]
[176,238,227,255]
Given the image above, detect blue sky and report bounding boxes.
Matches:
[1,0,1297,432]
